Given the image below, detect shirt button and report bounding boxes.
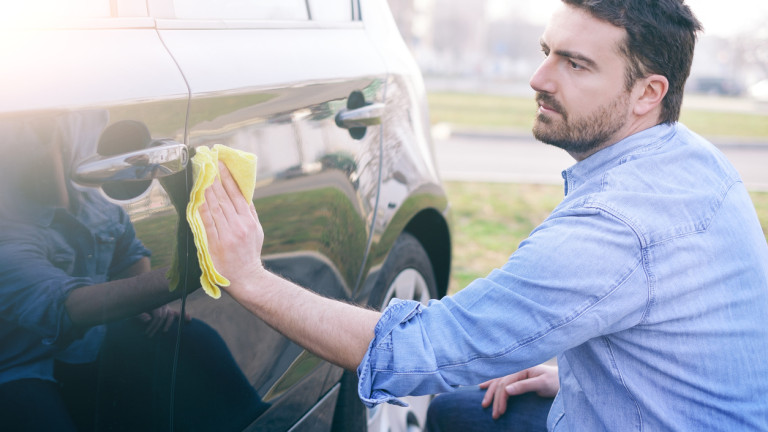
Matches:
[87,254,93,259]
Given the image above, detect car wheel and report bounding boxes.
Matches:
[366,232,438,432]
[331,232,438,432]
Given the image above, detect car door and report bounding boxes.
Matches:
[0,1,192,430]
[154,1,388,429]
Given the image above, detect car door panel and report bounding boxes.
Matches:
[0,22,191,430]
[159,22,387,429]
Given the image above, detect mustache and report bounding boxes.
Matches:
[535,93,565,114]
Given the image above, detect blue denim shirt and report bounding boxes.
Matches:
[0,188,150,386]
[358,123,768,431]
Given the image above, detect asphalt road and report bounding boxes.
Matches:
[433,128,768,191]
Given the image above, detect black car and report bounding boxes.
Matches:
[0,0,451,430]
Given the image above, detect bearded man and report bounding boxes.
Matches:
[198,0,768,430]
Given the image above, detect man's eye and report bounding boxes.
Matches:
[541,48,550,57]
[569,60,583,70]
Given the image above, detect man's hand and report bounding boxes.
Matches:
[197,161,380,371]
[198,162,265,292]
[479,364,559,419]
[137,305,191,337]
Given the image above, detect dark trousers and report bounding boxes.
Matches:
[0,318,268,432]
[0,377,78,432]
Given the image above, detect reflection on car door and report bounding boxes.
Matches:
[0,15,191,431]
[157,8,388,431]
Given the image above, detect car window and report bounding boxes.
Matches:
[172,0,308,21]
[307,0,354,22]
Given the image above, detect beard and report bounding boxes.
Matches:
[532,91,630,156]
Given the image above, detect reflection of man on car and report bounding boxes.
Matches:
[0,113,267,431]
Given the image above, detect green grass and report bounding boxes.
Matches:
[428,92,535,131]
[445,181,768,294]
[678,109,768,138]
[428,92,768,138]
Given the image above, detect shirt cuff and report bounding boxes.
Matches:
[357,298,423,408]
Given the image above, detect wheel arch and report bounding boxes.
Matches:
[403,208,452,299]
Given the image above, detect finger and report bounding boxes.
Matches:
[146,308,166,337]
[217,162,250,215]
[209,175,248,241]
[206,179,255,247]
[492,380,509,419]
[198,199,217,241]
[207,174,234,219]
[200,189,223,242]
[163,312,176,332]
[481,380,497,408]
[506,375,546,396]
[146,318,160,337]
[249,201,259,223]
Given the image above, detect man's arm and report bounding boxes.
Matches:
[198,163,380,371]
[64,260,182,328]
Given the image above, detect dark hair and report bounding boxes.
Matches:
[561,0,702,124]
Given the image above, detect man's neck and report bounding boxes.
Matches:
[568,116,664,162]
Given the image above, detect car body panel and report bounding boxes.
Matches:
[358,0,452,302]
[157,21,388,429]
[0,25,189,305]
[0,19,191,430]
[0,1,451,430]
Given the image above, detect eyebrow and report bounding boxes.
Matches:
[540,39,599,70]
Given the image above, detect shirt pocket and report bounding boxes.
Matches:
[49,234,76,275]
[94,232,118,276]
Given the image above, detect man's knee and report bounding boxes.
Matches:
[426,387,487,432]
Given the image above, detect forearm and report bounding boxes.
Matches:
[198,163,380,370]
[228,268,380,371]
[65,264,181,327]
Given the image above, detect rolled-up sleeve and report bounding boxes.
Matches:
[357,298,432,407]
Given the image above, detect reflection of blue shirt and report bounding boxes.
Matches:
[358,124,768,430]
[0,189,149,386]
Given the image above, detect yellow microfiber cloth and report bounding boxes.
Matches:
[186,144,257,298]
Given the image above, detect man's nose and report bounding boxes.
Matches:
[529,59,556,94]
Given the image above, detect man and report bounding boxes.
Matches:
[199,0,768,430]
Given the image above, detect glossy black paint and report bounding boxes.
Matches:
[0,1,451,430]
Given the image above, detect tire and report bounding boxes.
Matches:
[332,232,438,432]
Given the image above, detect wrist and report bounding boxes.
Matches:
[224,262,268,294]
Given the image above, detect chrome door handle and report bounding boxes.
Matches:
[335,103,386,129]
[73,139,188,186]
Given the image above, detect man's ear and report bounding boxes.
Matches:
[633,74,669,117]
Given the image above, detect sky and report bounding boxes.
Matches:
[487,0,768,38]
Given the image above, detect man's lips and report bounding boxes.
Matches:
[538,103,559,115]
[535,94,563,115]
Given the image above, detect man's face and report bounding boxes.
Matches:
[530,4,634,159]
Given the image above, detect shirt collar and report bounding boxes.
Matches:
[561,123,678,196]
